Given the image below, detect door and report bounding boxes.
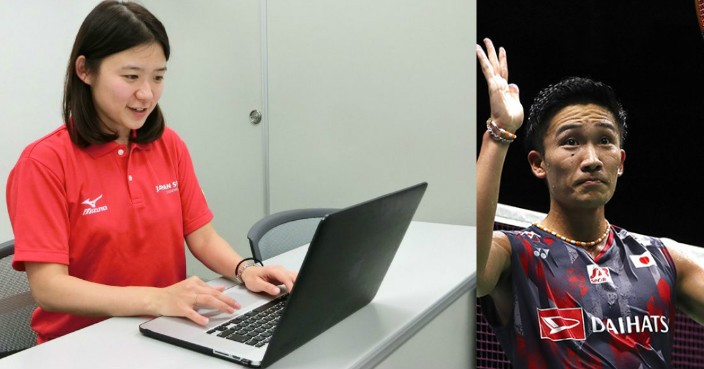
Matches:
[142,0,266,279]
[267,0,475,226]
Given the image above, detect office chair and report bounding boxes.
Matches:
[0,239,37,358]
[247,208,338,261]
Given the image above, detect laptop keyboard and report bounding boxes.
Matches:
[207,293,289,347]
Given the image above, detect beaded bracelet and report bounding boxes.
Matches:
[235,257,263,284]
[486,118,517,143]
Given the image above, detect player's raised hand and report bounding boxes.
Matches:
[476,38,524,135]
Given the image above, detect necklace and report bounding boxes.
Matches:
[533,220,611,248]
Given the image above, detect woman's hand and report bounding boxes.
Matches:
[153,276,241,325]
[240,265,298,296]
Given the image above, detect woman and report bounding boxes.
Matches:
[6,1,296,344]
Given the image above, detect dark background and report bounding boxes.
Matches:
[477,0,704,246]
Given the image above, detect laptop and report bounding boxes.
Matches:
[139,182,427,367]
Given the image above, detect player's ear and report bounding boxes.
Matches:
[617,149,625,176]
[528,150,547,179]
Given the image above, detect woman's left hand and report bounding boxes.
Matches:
[241,265,297,295]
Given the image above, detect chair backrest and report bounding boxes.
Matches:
[247,208,338,261]
[0,240,37,358]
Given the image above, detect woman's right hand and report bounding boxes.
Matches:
[152,276,241,325]
[476,38,524,135]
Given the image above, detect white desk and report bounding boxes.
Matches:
[0,222,475,368]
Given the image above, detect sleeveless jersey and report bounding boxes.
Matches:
[480,225,677,369]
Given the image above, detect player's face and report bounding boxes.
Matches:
[529,104,626,210]
[80,43,166,143]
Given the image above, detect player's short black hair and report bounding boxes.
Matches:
[525,77,627,154]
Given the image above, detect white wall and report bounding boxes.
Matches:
[0,1,102,241]
[267,0,475,226]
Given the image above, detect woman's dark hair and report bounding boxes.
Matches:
[63,1,170,147]
[525,77,628,154]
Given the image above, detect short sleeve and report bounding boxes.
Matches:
[7,157,70,271]
[170,132,213,235]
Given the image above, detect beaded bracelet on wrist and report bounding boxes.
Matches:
[486,117,517,143]
[234,257,263,284]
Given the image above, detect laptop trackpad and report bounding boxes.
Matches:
[197,285,287,320]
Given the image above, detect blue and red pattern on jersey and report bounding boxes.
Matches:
[480,225,677,369]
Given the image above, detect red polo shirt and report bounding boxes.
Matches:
[6,125,213,343]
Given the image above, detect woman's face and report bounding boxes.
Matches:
[80,43,166,143]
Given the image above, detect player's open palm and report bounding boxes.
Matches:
[476,38,523,134]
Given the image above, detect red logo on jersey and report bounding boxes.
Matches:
[538,307,586,341]
[587,265,612,284]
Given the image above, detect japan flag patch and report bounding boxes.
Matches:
[630,251,656,268]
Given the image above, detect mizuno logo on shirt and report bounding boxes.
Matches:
[537,307,586,341]
[82,194,108,216]
[630,251,656,268]
[82,195,102,208]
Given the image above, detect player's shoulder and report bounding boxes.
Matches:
[495,226,542,243]
[615,226,666,249]
[491,226,541,255]
[492,230,512,253]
